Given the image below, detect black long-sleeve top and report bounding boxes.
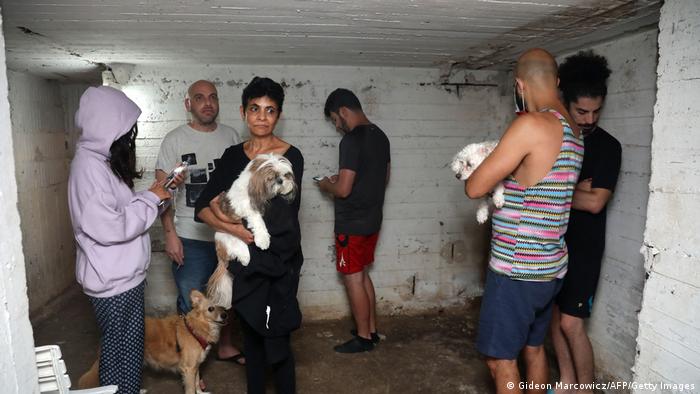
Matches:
[194,142,304,341]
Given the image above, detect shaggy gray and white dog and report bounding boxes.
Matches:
[208,153,296,309]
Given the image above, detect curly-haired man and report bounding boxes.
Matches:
[550,51,622,393]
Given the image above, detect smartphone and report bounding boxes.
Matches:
[164,160,189,189]
[313,176,323,182]
[158,161,189,207]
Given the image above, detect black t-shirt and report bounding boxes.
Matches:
[194,142,304,338]
[335,123,391,235]
[565,127,622,251]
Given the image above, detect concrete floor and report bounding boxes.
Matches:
[33,293,524,393]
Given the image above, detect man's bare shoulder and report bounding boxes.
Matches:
[505,112,562,141]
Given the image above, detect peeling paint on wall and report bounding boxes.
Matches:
[633,1,700,388]
[7,71,87,315]
[119,64,511,318]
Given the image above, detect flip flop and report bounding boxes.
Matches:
[217,352,246,366]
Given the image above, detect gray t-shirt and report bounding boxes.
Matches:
[156,123,240,242]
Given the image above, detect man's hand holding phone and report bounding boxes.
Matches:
[313,174,337,183]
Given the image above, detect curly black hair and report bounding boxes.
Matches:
[109,124,143,189]
[558,50,612,105]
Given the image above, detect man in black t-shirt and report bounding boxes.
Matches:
[317,89,390,353]
[550,51,622,391]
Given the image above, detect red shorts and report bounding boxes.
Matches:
[335,233,379,275]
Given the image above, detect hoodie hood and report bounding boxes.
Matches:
[75,86,142,157]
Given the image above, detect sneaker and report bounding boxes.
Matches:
[350,329,381,345]
[334,336,374,353]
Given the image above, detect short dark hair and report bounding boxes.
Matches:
[558,50,612,105]
[242,77,285,112]
[324,88,362,118]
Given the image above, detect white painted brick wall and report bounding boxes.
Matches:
[635,1,700,391]
[117,64,511,317]
[558,29,659,384]
[7,70,87,315]
[0,10,38,392]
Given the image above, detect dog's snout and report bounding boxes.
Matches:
[276,178,283,185]
[221,312,228,320]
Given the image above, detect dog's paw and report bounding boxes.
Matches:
[476,206,489,224]
[255,232,271,250]
[237,247,250,266]
[492,184,505,208]
[492,193,505,208]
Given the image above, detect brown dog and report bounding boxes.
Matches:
[78,290,227,394]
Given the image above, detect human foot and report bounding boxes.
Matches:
[216,352,246,365]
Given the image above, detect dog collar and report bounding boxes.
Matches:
[183,316,209,350]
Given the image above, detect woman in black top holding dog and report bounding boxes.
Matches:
[195,77,303,394]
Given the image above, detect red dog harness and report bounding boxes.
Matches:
[176,316,209,351]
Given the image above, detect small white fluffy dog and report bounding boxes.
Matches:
[450,140,505,224]
[207,153,297,309]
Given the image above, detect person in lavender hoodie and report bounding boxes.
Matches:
[68,86,173,393]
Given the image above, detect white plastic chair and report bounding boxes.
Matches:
[35,345,118,394]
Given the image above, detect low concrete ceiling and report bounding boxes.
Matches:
[1,0,661,81]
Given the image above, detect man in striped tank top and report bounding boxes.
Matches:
[465,48,583,393]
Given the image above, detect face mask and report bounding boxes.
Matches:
[513,82,526,115]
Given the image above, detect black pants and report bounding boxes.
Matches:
[240,318,296,394]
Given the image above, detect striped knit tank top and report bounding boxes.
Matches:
[489,109,584,281]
